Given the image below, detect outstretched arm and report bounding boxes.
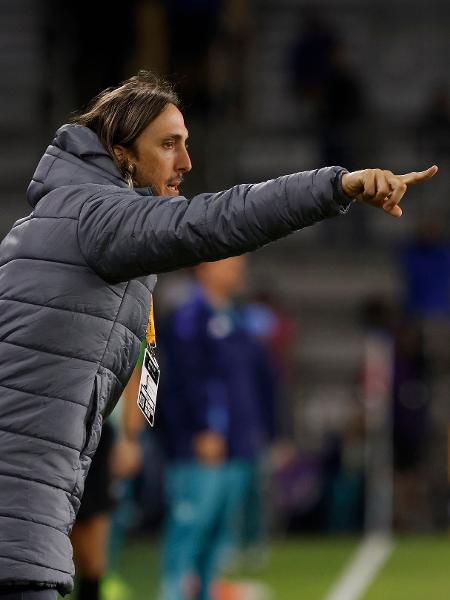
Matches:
[78,164,438,283]
[77,166,350,282]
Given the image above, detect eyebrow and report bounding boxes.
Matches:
[162,133,189,141]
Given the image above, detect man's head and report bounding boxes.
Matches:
[194,256,248,304]
[73,70,192,195]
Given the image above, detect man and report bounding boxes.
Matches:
[0,69,437,598]
[157,255,277,600]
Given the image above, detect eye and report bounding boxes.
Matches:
[162,140,175,149]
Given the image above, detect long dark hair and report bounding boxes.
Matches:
[72,70,180,173]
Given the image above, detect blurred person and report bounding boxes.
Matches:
[0,68,438,598]
[399,214,450,401]
[290,10,365,169]
[71,367,144,600]
[391,319,431,531]
[400,215,450,319]
[396,218,450,529]
[417,84,450,161]
[316,41,365,170]
[359,296,433,532]
[270,441,325,534]
[236,293,297,560]
[290,10,337,106]
[244,291,298,438]
[290,12,369,245]
[322,408,365,533]
[156,256,277,599]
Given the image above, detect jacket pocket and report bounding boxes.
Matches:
[81,373,103,458]
[72,373,104,501]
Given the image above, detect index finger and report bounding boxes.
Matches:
[399,165,438,185]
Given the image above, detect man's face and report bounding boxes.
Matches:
[196,256,248,298]
[124,103,192,195]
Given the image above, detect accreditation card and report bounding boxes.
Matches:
[137,300,160,427]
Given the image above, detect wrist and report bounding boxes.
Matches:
[340,172,351,197]
[333,169,354,210]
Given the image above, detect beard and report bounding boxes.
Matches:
[132,166,181,196]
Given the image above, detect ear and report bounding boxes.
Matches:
[112,145,128,166]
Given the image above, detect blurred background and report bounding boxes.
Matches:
[1,0,449,598]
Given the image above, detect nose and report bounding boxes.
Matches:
[178,145,192,173]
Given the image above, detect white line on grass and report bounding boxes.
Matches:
[323,534,394,600]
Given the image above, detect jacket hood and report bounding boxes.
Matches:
[27,124,128,208]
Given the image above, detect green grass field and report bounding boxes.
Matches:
[113,535,358,599]
[64,534,450,599]
[363,536,450,600]
[229,537,357,599]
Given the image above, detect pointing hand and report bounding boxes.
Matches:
[341,165,438,217]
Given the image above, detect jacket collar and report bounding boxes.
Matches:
[27,124,155,207]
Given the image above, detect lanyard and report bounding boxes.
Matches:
[146,301,156,348]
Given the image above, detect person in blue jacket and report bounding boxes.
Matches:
[157,255,277,600]
[0,67,437,598]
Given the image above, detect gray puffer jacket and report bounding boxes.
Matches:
[0,123,351,594]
